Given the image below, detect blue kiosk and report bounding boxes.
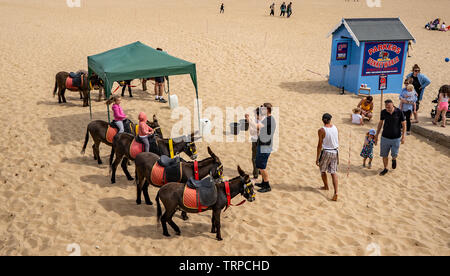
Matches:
[327,18,415,95]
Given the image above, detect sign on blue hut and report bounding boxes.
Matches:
[327,18,415,95]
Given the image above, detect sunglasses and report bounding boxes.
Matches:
[414,70,420,72]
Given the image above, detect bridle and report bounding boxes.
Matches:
[224,176,254,212]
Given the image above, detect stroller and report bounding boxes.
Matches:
[430,92,450,122]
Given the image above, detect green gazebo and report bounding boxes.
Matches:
[87,41,200,125]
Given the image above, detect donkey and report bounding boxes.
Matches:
[109,132,199,184]
[156,166,256,240]
[135,146,223,206]
[81,115,162,165]
[53,71,91,106]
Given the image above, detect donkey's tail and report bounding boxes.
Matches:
[53,79,58,97]
[156,191,162,225]
[81,127,89,155]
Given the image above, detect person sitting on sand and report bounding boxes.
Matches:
[433,85,449,128]
[138,112,154,152]
[107,95,127,134]
[399,84,417,135]
[357,96,374,121]
[360,129,376,169]
[440,22,447,31]
[316,113,339,201]
[351,108,364,125]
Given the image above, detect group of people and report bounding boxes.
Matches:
[269,2,293,17]
[425,18,449,31]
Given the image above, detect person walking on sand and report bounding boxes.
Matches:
[280,2,286,17]
[220,3,224,13]
[269,3,275,16]
[360,129,376,169]
[287,2,293,18]
[255,103,276,193]
[375,99,406,176]
[316,113,339,201]
[405,64,431,123]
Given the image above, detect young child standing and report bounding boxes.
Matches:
[360,129,376,168]
[433,85,449,127]
[106,95,127,134]
[138,112,154,152]
[399,84,417,135]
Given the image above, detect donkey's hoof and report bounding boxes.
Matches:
[145,201,153,206]
[136,200,141,205]
[182,215,189,221]
[111,180,116,184]
[163,233,170,237]
[127,177,134,181]
[216,237,223,241]
[175,232,181,236]
[98,160,103,165]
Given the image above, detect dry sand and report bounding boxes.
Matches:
[0,0,449,255]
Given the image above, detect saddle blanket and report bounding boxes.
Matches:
[150,160,182,186]
[183,186,209,211]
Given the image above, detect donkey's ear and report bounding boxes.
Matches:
[207,146,214,157]
[153,114,157,121]
[237,165,245,176]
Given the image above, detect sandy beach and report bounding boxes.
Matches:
[0,0,449,255]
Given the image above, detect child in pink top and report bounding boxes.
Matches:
[106,95,127,133]
[138,112,154,152]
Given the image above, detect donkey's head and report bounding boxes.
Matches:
[147,114,163,138]
[181,132,200,160]
[207,146,223,180]
[237,165,255,202]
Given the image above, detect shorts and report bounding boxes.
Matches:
[380,136,401,158]
[438,102,449,111]
[255,146,271,169]
[155,77,164,83]
[319,150,338,174]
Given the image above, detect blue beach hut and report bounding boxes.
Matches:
[327,18,415,95]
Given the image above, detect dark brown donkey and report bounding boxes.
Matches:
[110,132,199,184]
[135,146,223,206]
[156,166,256,240]
[53,71,91,106]
[81,115,162,165]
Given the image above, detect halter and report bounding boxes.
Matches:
[224,176,253,212]
[184,141,197,157]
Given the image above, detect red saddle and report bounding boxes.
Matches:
[183,186,208,212]
[129,138,144,159]
[106,126,118,144]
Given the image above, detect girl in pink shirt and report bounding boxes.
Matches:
[106,95,127,133]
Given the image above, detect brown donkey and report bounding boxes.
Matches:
[53,71,90,106]
[81,115,162,165]
[156,166,256,240]
[135,146,223,206]
[109,132,199,184]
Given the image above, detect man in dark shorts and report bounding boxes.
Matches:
[121,80,133,97]
[255,103,276,193]
[220,3,224,13]
[375,99,406,176]
[154,48,168,103]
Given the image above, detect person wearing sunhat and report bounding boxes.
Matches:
[316,113,339,201]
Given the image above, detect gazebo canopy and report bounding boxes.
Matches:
[87,41,199,122]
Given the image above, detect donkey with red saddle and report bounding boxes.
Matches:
[109,132,199,184]
[156,165,256,240]
[135,146,223,206]
[81,115,162,165]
